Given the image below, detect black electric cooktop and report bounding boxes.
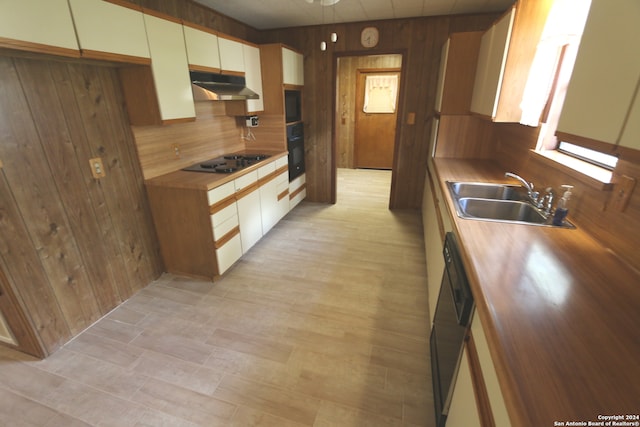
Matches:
[182,153,270,174]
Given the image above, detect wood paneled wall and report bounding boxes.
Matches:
[261,15,499,207]
[0,55,162,356]
[336,54,402,168]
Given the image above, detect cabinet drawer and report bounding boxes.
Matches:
[276,172,289,194]
[207,181,235,205]
[210,202,239,241]
[275,155,289,169]
[212,214,239,241]
[258,161,276,179]
[216,233,242,275]
[235,170,258,192]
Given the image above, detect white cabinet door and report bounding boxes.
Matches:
[216,234,242,274]
[143,13,195,122]
[235,171,262,254]
[619,85,640,150]
[0,0,79,56]
[471,312,512,427]
[470,8,515,119]
[423,169,445,325]
[435,38,450,113]
[282,47,304,86]
[68,0,149,61]
[219,36,245,74]
[243,43,264,113]
[183,24,221,71]
[445,346,482,427]
[557,0,640,146]
[258,162,279,235]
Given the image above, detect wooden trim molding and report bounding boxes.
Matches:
[214,226,240,249]
[141,8,182,24]
[258,166,287,187]
[189,64,222,74]
[182,20,218,35]
[277,189,290,201]
[81,49,150,65]
[209,195,236,215]
[103,0,142,11]
[0,37,80,59]
[161,117,196,125]
[466,332,496,427]
[221,69,245,77]
[235,182,260,200]
[290,183,306,200]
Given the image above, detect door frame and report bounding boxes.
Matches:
[331,49,407,207]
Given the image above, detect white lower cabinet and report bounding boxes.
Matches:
[470,311,512,427]
[289,173,307,209]
[259,157,289,234]
[235,171,263,254]
[446,345,482,427]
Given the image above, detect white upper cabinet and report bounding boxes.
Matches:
[0,0,79,56]
[183,23,221,72]
[68,0,149,62]
[218,36,245,75]
[243,43,264,113]
[470,7,515,119]
[557,0,640,148]
[435,39,450,113]
[619,88,640,151]
[143,12,195,123]
[282,47,304,86]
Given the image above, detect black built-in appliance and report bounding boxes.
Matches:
[182,153,270,174]
[284,89,302,124]
[286,122,305,182]
[430,232,475,427]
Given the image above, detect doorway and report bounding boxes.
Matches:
[335,54,403,202]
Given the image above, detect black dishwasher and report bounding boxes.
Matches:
[430,232,474,427]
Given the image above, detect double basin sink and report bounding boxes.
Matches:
[446,181,575,228]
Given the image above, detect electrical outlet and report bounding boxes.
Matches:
[89,157,106,179]
[611,175,636,212]
[171,143,181,159]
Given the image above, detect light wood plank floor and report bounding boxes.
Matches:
[0,168,434,427]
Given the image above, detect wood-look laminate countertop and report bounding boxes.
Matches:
[144,150,288,191]
[433,158,640,427]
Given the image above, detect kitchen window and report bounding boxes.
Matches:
[521,0,615,186]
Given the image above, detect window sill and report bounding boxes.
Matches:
[530,150,613,191]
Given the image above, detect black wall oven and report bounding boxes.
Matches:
[430,232,474,427]
[287,122,305,182]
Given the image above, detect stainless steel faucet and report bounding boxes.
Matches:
[505,172,539,205]
[541,187,554,215]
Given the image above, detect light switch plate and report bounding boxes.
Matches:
[611,174,636,212]
[89,157,106,179]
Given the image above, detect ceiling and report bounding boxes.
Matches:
[193,0,514,30]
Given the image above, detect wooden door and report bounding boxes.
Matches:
[354,69,400,169]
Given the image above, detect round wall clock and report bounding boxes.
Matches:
[360,26,379,48]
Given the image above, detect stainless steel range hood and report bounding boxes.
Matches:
[190,72,259,101]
